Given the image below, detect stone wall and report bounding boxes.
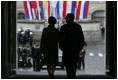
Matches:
[88,1,106,20]
[17,20,101,42]
[78,21,101,42]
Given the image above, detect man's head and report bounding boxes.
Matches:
[35,43,39,47]
[66,13,75,23]
[48,16,57,25]
[33,42,36,45]
[26,46,29,48]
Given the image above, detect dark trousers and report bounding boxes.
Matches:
[36,59,41,71]
[33,59,36,70]
[78,57,85,69]
[65,63,77,79]
[63,50,80,79]
[29,41,32,47]
[22,56,27,67]
[33,58,41,71]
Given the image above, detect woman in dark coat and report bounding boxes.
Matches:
[40,16,59,78]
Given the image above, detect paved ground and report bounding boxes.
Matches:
[17,35,106,76]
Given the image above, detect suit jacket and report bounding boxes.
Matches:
[59,22,85,52]
[59,22,85,65]
[31,46,40,60]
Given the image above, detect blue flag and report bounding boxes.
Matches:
[83,1,87,19]
[71,1,76,15]
[56,1,59,20]
[41,1,44,20]
[29,1,34,19]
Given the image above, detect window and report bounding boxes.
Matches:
[92,10,105,24]
[17,12,25,20]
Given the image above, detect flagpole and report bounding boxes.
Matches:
[43,20,45,28]
[58,20,59,30]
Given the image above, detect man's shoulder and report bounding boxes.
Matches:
[55,28,59,32]
[74,22,81,27]
[60,24,68,29]
[61,24,67,27]
[43,27,48,32]
[44,27,48,30]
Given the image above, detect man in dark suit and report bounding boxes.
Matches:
[59,13,85,79]
[31,43,41,71]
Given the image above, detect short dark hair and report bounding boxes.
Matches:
[66,13,75,22]
[48,16,57,25]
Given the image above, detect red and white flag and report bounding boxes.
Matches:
[23,1,33,20]
[36,1,41,20]
[30,1,37,20]
[63,1,67,20]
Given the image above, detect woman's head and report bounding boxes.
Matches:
[48,16,57,25]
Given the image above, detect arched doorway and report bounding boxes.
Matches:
[92,10,105,25]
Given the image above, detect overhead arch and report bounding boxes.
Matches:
[17,12,25,20]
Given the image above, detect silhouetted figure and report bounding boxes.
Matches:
[78,48,86,70]
[99,24,105,38]
[26,46,32,68]
[59,13,85,79]
[17,28,24,44]
[18,46,23,67]
[25,28,31,42]
[31,42,41,71]
[100,23,105,34]
[21,45,27,67]
[40,16,59,78]
[29,31,33,47]
[21,31,26,45]
[17,29,22,43]
[31,42,36,71]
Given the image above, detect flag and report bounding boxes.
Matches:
[50,1,57,18]
[66,1,72,14]
[30,1,37,20]
[76,1,79,8]
[80,1,89,19]
[50,1,59,20]
[56,1,59,20]
[71,1,76,15]
[41,1,44,20]
[63,1,67,20]
[84,1,89,19]
[43,1,48,20]
[43,1,48,10]
[48,1,50,18]
[59,1,63,20]
[23,1,33,20]
[23,1,89,21]
[76,1,82,20]
[36,1,41,20]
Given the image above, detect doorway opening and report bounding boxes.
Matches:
[16,1,106,76]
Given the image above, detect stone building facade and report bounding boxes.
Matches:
[16,1,106,21]
[16,1,106,42]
